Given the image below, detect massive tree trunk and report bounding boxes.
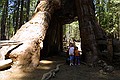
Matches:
[42,13,62,57]
[0,0,60,71]
[75,0,106,65]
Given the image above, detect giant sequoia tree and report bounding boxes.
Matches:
[75,0,106,64]
[0,0,107,71]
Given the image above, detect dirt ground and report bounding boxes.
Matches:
[0,56,120,80]
[0,56,64,80]
[49,63,120,80]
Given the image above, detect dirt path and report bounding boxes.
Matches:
[49,64,120,80]
[0,56,120,80]
[0,56,65,80]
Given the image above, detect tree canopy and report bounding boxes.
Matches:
[0,0,119,40]
[95,0,120,38]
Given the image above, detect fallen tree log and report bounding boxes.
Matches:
[0,0,61,71]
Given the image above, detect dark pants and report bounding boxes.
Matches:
[75,56,80,64]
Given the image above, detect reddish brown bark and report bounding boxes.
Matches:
[75,0,106,65]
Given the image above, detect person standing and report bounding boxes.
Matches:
[74,47,81,65]
[69,43,74,66]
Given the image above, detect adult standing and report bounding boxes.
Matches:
[69,43,74,66]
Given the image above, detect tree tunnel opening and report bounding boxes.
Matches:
[63,21,81,52]
[38,0,78,59]
[40,20,82,60]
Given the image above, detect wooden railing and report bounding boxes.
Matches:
[0,40,21,48]
[0,40,22,70]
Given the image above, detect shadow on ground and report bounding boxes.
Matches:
[0,56,65,80]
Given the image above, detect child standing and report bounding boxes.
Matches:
[74,47,81,65]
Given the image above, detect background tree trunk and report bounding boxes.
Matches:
[15,0,20,33]
[1,0,8,40]
[26,0,30,22]
[19,0,24,28]
[0,0,61,71]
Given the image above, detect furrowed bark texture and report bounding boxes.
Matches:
[75,0,105,65]
[0,0,60,71]
[42,13,63,57]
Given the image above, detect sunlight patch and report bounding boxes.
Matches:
[40,60,53,64]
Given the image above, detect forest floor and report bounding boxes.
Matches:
[0,56,64,80]
[0,55,120,80]
[49,63,120,80]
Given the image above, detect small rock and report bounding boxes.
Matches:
[104,65,114,73]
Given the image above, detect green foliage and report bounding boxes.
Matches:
[63,21,80,42]
[0,0,38,39]
[95,0,120,37]
[0,0,119,40]
[29,0,38,17]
